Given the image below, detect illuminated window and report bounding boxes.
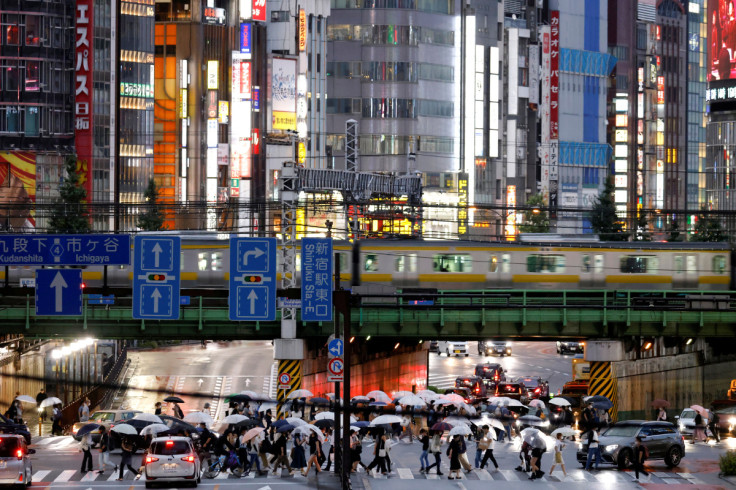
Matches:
[489,255,498,272]
[619,255,658,273]
[395,254,417,272]
[713,255,727,274]
[432,254,471,272]
[526,254,566,273]
[364,254,379,272]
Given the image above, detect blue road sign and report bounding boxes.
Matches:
[133,236,180,320]
[0,235,130,266]
[88,294,115,305]
[301,238,333,322]
[229,237,276,321]
[328,338,344,358]
[35,269,82,316]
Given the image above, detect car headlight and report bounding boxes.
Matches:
[729,417,736,425]
[506,342,512,347]
[604,444,618,453]
[679,424,686,432]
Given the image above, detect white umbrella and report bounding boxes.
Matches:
[550,427,576,437]
[449,424,472,436]
[131,413,163,424]
[294,424,325,442]
[287,389,314,399]
[314,412,358,423]
[517,415,547,428]
[40,397,62,408]
[435,399,461,407]
[521,427,541,442]
[239,391,262,399]
[440,393,466,404]
[397,395,426,407]
[257,402,277,413]
[417,390,438,401]
[286,417,307,427]
[459,403,477,416]
[140,423,171,436]
[370,415,403,426]
[392,391,414,399]
[365,391,391,404]
[443,416,471,427]
[504,399,525,408]
[486,418,506,433]
[221,414,248,424]
[15,395,36,404]
[111,423,137,435]
[183,412,214,425]
[549,397,571,407]
[528,399,545,409]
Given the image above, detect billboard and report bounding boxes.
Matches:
[550,11,559,140]
[270,57,297,131]
[708,1,736,106]
[0,152,36,230]
[74,0,93,201]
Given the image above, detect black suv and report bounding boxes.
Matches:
[474,363,505,386]
[0,414,31,444]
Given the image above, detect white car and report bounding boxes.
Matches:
[144,436,200,488]
[437,341,469,357]
[0,434,34,487]
[675,408,697,435]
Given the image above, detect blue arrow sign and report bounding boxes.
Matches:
[35,269,82,316]
[328,338,343,358]
[301,238,333,322]
[229,237,276,321]
[133,236,180,320]
[0,235,130,266]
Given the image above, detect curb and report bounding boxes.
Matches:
[719,473,736,486]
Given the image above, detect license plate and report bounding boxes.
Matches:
[454,350,461,353]
[163,463,178,472]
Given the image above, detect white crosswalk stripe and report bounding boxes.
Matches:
[396,468,413,479]
[54,470,76,482]
[476,468,492,480]
[500,469,522,481]
[31,470,51,481]
[80,471,99,482]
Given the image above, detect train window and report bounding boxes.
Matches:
[198,252,223,271]
[490,255,498,273]
[337,252,349,272]
[594,255,603,273]
[526,254,566,273]
[296,255,301,272]
[211,252,222,271]
[582,255,591,273]
[433,254,471,272]
[674,256,683,274]
[501,254,511,273]
[620,255,658,273]
[364,254,379,272]
[686,255,696,274]
[713,255,727,274]
[395,254,417,272]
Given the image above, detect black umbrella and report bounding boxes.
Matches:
[277,423,295,433]
[309,397,330,406]
[164,396,184,403]
[76,423,101,438]
[235,419,260,429]
[225,394,252,403]
[314,419,334,429]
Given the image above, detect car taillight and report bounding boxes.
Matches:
[181,455,196,463]
[475,387,480,393]
[166,440,174,447]
[146,456,159,464]
[15,449,22,460]
[534,387,541,394]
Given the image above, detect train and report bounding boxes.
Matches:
[3,233,733,292]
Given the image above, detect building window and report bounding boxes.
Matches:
[271,10,289,22]
[25,16,40,46]
[5,15,19,45]
[25,61,40,92]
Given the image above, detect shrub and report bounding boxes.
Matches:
[719,450,736,476]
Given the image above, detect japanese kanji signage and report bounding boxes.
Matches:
[0,235,131,266]
[75,0,93,201]
[252,0,266,22]
[301,238,333,322]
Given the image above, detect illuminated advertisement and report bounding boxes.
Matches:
[252,0,266,22]
[241,62,252,99]
[207,60,219,90]
[218,101,229,124]
[505,185,516,240]
[75,0,94,200]
[231,51,252,180]
[252,128,260,154]
[299,9,307,52]
[709,1,736,81]
[458,175,468,236]
[240,23,251,55]
[203,6,226,25]
[270,57,297,131]
[0,152,36,229]
[549,11,559,140]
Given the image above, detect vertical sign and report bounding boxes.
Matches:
[207,60,219,90]
[75,0,94,201]
[252,0,266,22]
[457,174,468,236]
[252,129,260,154]
[241,62,252,99]
[550,11,559,140]
[240,23,251,55]
[506,185,517,240]
[298,9,307,52]
[540,26,551,205]
[301,238,333,322]
[528,44,540,105]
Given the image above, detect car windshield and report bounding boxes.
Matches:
[0,438,20,457]
[602,425,641,437]
[716,406,736,415]
[89,412,116,422]
[519,378,540,388]
[680,410,696,420]
[151,440,191,456]
[498,384,520,393]
[456,379,475,387]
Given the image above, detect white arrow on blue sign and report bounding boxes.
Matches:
[328,338,344,358]
[35,269,82,316]
[229,237,276,321]
[133,236,180,320]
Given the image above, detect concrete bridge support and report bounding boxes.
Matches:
[585,340,623,422]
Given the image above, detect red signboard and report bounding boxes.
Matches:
[252,0,266,22]
[240,61,251,99]
[657,76,665,104]
[550,10,560,140]
[252,128,260,155]
[75,0,93,200]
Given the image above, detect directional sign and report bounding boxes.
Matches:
[328,338,344,358]
[327,357,344,383]
[133,236,180,320]
[229,237,276,321]
[35,269,82,316]
[301,237,333,322]
[0,235,130,266]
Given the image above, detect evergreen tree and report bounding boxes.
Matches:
[633,210,651,241]
[137,178,166,231]
[589,176,628,241]
[690,207,728,242]
[518,193,550,233]
[667,219,682,242]
[47,155,91,234]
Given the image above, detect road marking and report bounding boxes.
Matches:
[108,469,130,481]
[396,468,413,479]
[426,473,439,479]
[475,468,492,480]
[215,471,230,479]
[499,469,521,481]
[55,470,76,482]
[80,471,99,481]
[34,438,56,446]
[32,470,51,481]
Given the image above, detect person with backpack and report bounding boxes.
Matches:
[51,404,62,436]
[271,432,292,476]
[418,428,430,473]
[424,431,444,476]
[79,432,94,473]
[97,426,116,473]
[258,435,272,471]
[584,427,601,471]
[633,436,650,481]
[116,436,138,481]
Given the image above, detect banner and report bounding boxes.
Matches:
[0,152,36,229]
[74,0,94,201]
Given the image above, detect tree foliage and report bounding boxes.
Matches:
[137,178,166,231]
[518,194,550,233]
[47,155,91,234]
[690,207,728,242]
[589,176,628,241]
[667,220,683,242]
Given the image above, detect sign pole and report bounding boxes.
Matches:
[333,253,342,476]
[337,290,352,490]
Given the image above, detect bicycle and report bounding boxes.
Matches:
[203,453,243,478]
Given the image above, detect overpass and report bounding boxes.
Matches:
[4,288,736,339]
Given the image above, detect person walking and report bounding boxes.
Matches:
[709,407,721,443]
[349,429,364,473]
[366,432,389,476]
[692,412,707,443]
[290,433,307,475]
[79,432,94,473]
[633,436,650,481]
[656,406,667,421]
[172,402,184,419]
[424,431,444,476]
[51,404,62,436]
[116,436,138,480]
[479,426,499,471]
[418,429,430,473]
[584,427,601,471]
[548,433,567,478]
[36,389,47,421]
[154,402,162,416]
[78,399,90,422]
[447,434,462,480]
[271,433,292,476]
[257,435,272,471]
[242,439,264,476]
[97,426,116,473]
[529,440,546,480]
[12,400,23,425]
[458,435,472,472]
[303,431,323,475]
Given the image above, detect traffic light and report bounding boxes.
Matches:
[147,274,167,281]
[243,276,262,283]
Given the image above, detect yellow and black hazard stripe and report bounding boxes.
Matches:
[276,359,302,418]
[588,361,619,422]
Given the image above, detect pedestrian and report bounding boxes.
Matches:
[458,435,472,472]
[304,431,323,475]
[479,426,499,471]
[263,409,273,430]
[515,440,531,472]
[529,441,546,480]
[291,432,307,474]
[13,400,23,425]
[36,389,47,421]
[116,436,138,480]
[425,430,444,476]
[243,438,264,476]
[51,404,62,436]
[5,400,17,423]
[366,432,389,476]
[548,433,567,478]
[258,434,272,471]
[584,427,601,471]
[473,428,484,468]
[710,407,721,443]
[97,426,116,473]
[692,412,707,443]
[271,433,293,475]
[154,402,162,416]
[322,427,333,471]
[78,398,90,422]
[172,402,184,419]
[633,436,650,481]
[399,411,413,442]
[447,434,462,480]
[79,432,94,473]
[581,402,595,434]
[418,428,430,473]
[656,406,667,421]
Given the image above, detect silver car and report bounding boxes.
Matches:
[675,408,697,435]
[144,436,200,488]
[0,435,34,487]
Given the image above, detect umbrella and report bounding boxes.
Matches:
[517,415,546,428]
[449,424,472,436]
[365,391,391,403]
[225,394,253,403]
[235,419,260,429]
[459,403,477,416]
[240,427,265,443]
[272,419,290,428]
[435,400,461,407]
[40,397,62,408]
[431,422,453,432]
[550,427,576,437]
[140,423,171,436]
[370,415,402,426]
[15,395,36,404]
[440,393,466,404]
[393,391,414,399]
[314,419,334,429]
[287,389,313,399]
[75,423,102,438]
[549,398,571,407]
[183,412,214,425]
[257,402,277,413]
[443,416,471,427]
[397,395,426,407]
[651,399,670,409]
[528,399,545,409]
[277,423,295,433]
[417,390,438,401]
[369,401,386,407]
[486,419,506,433]
[240,391,262,399]
[586,395,610,404]
[221,414,248,424]
[690,404,707,415]
[286,417,307,427]
[294,424,325,442]
[163,396,184,403]
[131,413,163,424]
[521,427,541,442]
[351,396,370,403]
[309,397,330,406]
[352,421,370,428]
[111,423,137,435]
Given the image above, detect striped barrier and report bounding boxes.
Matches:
[276,359,302,418]
[588,360,618,422]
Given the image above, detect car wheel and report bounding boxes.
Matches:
[665,445,683,467]
[145,483,153,489]
[617,448,632,470]
[446,349,450,357]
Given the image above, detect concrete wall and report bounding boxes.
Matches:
[0,348,47,417]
